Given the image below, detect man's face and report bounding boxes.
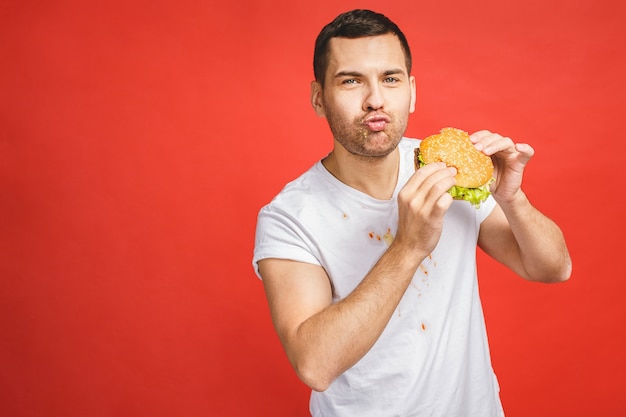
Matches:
[312,34,416,159]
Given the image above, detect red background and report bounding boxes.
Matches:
[1,0,625,416]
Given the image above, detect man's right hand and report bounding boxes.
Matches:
[394,162,457,256]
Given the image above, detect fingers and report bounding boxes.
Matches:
[470,130,514,156]
[395,163,456,253]
[402,162,457,212]
[515,142,535,157]
[470,131,534,162]
[433,187,454,213]
[469,130,492,143]
[410,162,456,193]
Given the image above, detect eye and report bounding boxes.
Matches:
[342,79,358,85]
[383,77,400,83]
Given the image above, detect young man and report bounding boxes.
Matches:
[253,9,571,417]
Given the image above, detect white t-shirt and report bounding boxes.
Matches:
[253,138,505,417]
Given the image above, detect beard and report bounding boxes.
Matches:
[323,104,409,160]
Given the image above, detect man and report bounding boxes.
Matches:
[253,9,571,417]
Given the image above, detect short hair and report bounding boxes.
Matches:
[313,9,412,86]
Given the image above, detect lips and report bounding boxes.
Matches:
[363,113,391,132]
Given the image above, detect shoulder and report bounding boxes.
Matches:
[261,162,328,213]
[256,161,348,235]
[253,162,337,277]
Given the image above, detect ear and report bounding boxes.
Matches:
[409,75,417,114]
[310,81,326,117]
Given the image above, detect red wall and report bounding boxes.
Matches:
[1,0,625,416]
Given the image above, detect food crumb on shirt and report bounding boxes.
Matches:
[382,228,394,245]
[367,228,395,246]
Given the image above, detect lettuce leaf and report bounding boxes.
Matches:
[448,183,492,208]
[417,152,493,208]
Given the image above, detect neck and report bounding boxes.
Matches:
[322,146,400,200]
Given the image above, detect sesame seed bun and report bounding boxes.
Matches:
[415,127,494,188]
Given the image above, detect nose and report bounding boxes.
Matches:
[363,84,384,111]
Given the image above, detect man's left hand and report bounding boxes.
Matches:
[470,130,534,204]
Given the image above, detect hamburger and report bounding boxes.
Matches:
[414,127,494,207]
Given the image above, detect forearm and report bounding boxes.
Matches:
[288,244,424,391]
[266,163,456,391]
[497,191,572,282]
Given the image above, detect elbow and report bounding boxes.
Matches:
[528,257,573,283]
[292,358,336,392]
[551,254,573,283]
[540,270,571,284]
[556,258,573,282]
[299,374,332,393]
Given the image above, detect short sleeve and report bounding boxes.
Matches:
[252,204,321,279]
[476,195,497,224]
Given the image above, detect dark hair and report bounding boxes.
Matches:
[313,9,412,86]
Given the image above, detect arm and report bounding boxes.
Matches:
[478,195,571,282]
[259,162,457,392]
[473,131,572,282]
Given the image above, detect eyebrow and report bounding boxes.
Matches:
[334,68,405,78]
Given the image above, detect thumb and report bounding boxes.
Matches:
[515,143,534,166]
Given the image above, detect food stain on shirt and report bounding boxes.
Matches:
[367,227,395,247]
[382,228,394,245]
[409,281,422,297]
[407,253,437,299]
